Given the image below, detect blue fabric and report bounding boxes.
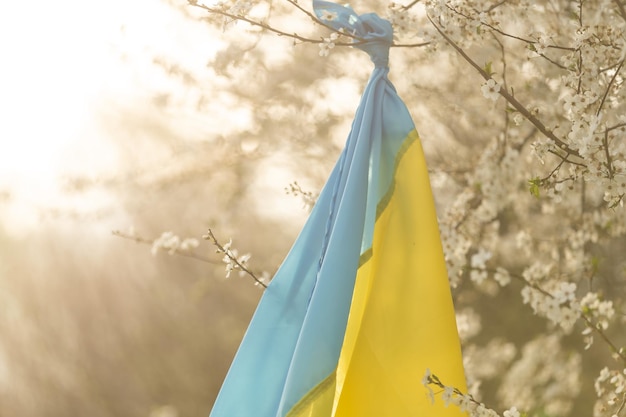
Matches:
[209,3,416,416]
[312,0,393,67]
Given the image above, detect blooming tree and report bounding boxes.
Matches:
[136,0,626,416]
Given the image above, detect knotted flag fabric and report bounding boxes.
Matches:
[209,2,467,416]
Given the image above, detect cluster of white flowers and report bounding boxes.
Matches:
[594,367,626,417]
[193,0,626,414]
[285,181,318,212]
[422,369,521,417]
[456,307,482,341]
[469,248,491,284]
[209,0,253,16]
[498,335,582,416]
[417,2,626,413]
[201,230,269,286]
[151,232,199,256]
[520,280,581,332]
[420,0,626,208]
[493,267,511,286]
[463,339,517,397]
[527,31,554,58]
[559,215,599,275]
[440,138,523,289]
[581,292,616,331]
[556,22,626,207]
[531,137,556,165]
[219,238,251,278]
[424,0,500,47]
[319,32,339,57]
[386,2,418,40]
[439,189,474,287]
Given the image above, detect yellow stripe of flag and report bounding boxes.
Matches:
[287,130,467,417]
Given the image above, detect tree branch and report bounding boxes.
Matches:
[112,230,219,264]
[427,15,582,159]
[392,41,431,47]
[596,59,625,117]
[203,229,268,288]
[603,130,615,179]
[282,0,362,40]
[402,0,421,10]
[473,266,626,365]
[190,1,360,46]
[446,4,575,51]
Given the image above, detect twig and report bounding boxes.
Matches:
[536,51,570,70]
[190,1,359,46]
[446,4,574,51]
[282,0,359,41]
[494,267,626,364]
[424,373,486,410]
[578,0,584,26]
[547,149,586,168]
[427,15,582,159]
[596,59,625,117]
[580,313,626,363]
[392,41,431,47]
[614,393,626,417]
[603,130,615,179]
[449,4,571,69]
[540,155,569,183]
[191,1,429,49]
[605,122,626,133]
[401,0,420,10]
[112,230,219,264]
[486,0,508,13]
[203,229,268,288]
[491,32,510,150]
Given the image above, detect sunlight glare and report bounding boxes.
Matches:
[0,0,224,235]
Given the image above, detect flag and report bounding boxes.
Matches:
[209,2,467,416]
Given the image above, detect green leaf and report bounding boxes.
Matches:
[528,177,541,198]
[484,61,494,77]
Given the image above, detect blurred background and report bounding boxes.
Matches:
[0,1,361,415]
[1,0,624,416]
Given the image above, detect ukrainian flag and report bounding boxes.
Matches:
[209,2,467,416]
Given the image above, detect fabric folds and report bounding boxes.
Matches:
[209,2,467,416]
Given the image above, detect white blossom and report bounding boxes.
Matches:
[442,386,455,406]
[421,368,435,404]
[481,79,501,101]
[456,308,482,341]
[470,248,491,284]
[319,32,339,57]
[503,406,520,417]
[151,232,198,256]
[493,267,511,287]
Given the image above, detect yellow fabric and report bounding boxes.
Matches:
[285,373,335,417]
[287,131,467,417]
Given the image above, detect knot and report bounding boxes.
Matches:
[313,2,394,68]
[354,14,393,68]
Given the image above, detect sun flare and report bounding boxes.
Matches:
[0,0,225,235]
